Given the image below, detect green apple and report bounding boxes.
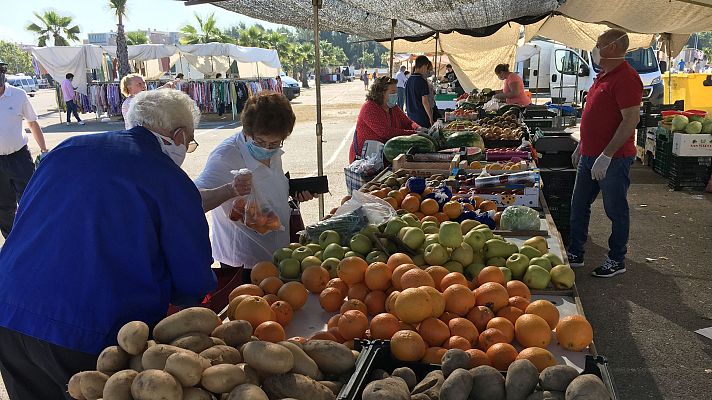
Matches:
[464,263,486,280]
[272,247,293,264]
[301,256,322,271]
[518,245,542,260]
[279,258,301,279]
[349,234,373,255]
[550,265,576,289]
[523,265,551,290]
[291,246,314,262]
[401,227,426,250]
[439,221,463,248]
[507,243,519,257]
[385,242,398,254]
[472,250,485,265]
[486,257,507,268]
[444,261,464,273]
[288,243,302,250]
[360,224,380,238]
[424,243,449,266]
[529,257,553,272]
[499,267,512,283]
[315,251,323,260]
[402,214,421,228]
[423,225,439,235]
[542,253,563,267]
[451,243,474,266]
[342,246,351,253]
[321,258,340,278]
[422,221,439,233]
[412,253,427,267]
[306,243,323,254]
[492,234,504,241]
[377,221,388,233]
[485,239,511,259]
[424,234,440,248]
[323,243,345,260]
[344,251,364,259]
[460,219,481,234]
[384,217,408,236]
[464,230,486,251]
[366,250,388,264]
[474,225,494,240]
[506,253,530,280]
[318,230,341,248]
[523,236,548,255]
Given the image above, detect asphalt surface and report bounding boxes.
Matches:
[1,84,712,399]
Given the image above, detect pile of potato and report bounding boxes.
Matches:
[362,348,610,400]
[67,307,357,400]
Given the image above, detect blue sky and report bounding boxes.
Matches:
[0,0,284,45]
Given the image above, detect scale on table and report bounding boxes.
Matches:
[531,128,578,168]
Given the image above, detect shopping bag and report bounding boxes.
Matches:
[289,198,305,243]
[228,168,285,235]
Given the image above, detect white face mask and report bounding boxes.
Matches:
[152,130,187,166]
[592,35,627,65]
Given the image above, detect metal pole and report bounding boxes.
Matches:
[389,19,396,77]
[178,52,184,76]
[313,0,325,219]
[534,46,540,105]
[667,34,672,105]
[434,32,439,78]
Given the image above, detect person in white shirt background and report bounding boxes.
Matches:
[60,73,85,126]
[195,92,314,284]
[120,74,175,129]
[0,59,48,238]
[395,65,408,110]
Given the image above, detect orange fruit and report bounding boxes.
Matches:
[270,300,293,326]
[555,315,593,352]
[475,282,510,312]
[400,268,435,289]
[263,293,280,305]
[420,198,440,216]
[514,314,552,348]
[463,203,475,212]
[363,290,386,315]
[398,187,409,197]
[234,296,272,329]
[440,272,469,291]
[467,305,495,332]
[365,262,392,291]
[496,306,524,325]
[301,265,330,294]
[401,196,421,213]
[254,321,285,343]
[486,343,518,371]
[385,290,399,313]
[399,321,416,331]
[509,296,530,312]
[387,253,414,272]
[326,278,349,298]
[337,257,368,285]
[413,211,426,220]
[347,282,370,301]
[390,330,427,362]
[425,266,450,291]
[328,327,346,343]
[443,201,463,219]
[327,314,341,329]
[506,280,532,300]
[439,311,460,325]
[525,300,560,330]
[478,328,509,350]
[422,347,447,364]
[443,284,476,316]
[486,317,515,343]
[384,197,399,209]
[445,336,471,351]
[388,190,404,203]
[466,349,490,368]
[471,196,483,207]
[229,284,264,301]
[494,212,502,226]
[337,310,369,341]
[420,286,446,318]
[319,287,345,312]
[516,347,557,372]
[250,262,279,285]
[259,276,284,295]
[393,287,432,324]
[448,317,479,343]
[434,212,449,223]
[277,281,309,311]
[391,264,418,290]
[421,215,439,224]
[418,317,450,347]
[310,331,338,341]
[369,313,401,340]
[479,200,497,212]
[227,294,250,320]
[477,266,505,286]
[269,308,278,322]
[340,298,368,315]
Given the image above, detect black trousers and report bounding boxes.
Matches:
[219,263,251,284]
[0,327,97,400]
[0,146,35,238]
[65,100,81,122]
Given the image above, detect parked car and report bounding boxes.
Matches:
[7,75,38,97]
[280,73,301,101]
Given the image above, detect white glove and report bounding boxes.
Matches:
[591,154,612,180]
[572,144,581,168]
[416,126,429,134]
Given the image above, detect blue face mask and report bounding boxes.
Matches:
[386,93,398,108]
[247,139,279,160]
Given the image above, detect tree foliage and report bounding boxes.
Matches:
[0,41,33,75]
[109,0,131,77]
[126,31,148,45]
[180,13,233,44]
[26,10,80,47]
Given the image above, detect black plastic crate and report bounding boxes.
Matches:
[339,340,618,400]
[525,119,554,129]
[636,129,646,147]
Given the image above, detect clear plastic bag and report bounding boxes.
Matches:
[499,205,541,231]
[335,190,396,225]
[228,168,285,235]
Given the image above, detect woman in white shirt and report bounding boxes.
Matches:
[121,74,176,129]
[195,92,313,283]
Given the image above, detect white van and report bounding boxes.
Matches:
[6,75,38,97]
[516,40,664,105]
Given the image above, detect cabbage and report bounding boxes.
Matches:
[702,120,712,134]
[499,206,540,231]
[685,121,702,134]
[671,115,689,131]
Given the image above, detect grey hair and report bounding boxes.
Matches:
[127,89,200,133]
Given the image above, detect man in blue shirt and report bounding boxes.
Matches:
[0,89,216,399]
[405,55,434,127]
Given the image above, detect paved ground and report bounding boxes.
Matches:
[1,83,711,399]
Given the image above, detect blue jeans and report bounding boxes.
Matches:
[397,87,405,110]
[66,100,81,122]
[569,155,634,262]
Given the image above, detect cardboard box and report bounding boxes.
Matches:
[672,133,712,157]
[477,182,541,209]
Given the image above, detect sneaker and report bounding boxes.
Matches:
[591,258,626,278]
[78,121,85,125]
[65,122,70,126]
[566,252,584,268]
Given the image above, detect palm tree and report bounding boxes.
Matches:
[180,13,232,44]
[26,10,80,47]
[126,31,148,45]
[109,0,131,78]
[297,42,314,88]
[236,26,268,48]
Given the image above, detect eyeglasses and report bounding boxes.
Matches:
[186,139,199,153]
[253,138,284,149]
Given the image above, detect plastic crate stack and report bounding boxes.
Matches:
[668,156,712,191]
[652,128,672,177]
[539,169,577,246]
[636,128,646,147]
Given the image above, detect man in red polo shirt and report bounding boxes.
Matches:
[568,29,642,278]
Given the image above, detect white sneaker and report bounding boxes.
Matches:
[65,122,70,126]
[78,121,85,125]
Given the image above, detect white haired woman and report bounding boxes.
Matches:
[0,89,215,399]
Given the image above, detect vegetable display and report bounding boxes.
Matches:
[499,206,541,231]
